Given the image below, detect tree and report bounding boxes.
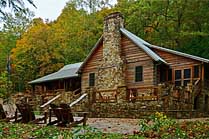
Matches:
[54,3,97,64]
[0,9,34,71]
[0,0,36,18]
[2,8,34,35]
[115,0,209,58]
[0,71,12,101]
[11,18,64,91]
[53,2,115,65]
[69,0,112,13]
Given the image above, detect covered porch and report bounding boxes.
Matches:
[28,62,83,105]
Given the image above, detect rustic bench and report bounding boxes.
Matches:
[48,103,88,127]
[16,103,47,124]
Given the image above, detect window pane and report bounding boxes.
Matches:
[184,69,191,79]
[175,70,181,80]
[175,81,181,86]
[194,65,199,78]
[184,80,190,86]
[135,66,143,82]
[168,69,172,81]
[89,73,95,87]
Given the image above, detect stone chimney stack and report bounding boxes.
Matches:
[103,12,124,66]
[97,12,125,90]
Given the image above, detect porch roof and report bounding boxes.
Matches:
[29,62,83,84]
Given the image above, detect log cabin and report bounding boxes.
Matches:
[30,12,209,118]
[78,12,209,118]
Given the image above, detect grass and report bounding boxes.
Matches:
[0,112,209,139]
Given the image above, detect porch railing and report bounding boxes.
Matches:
[92,86,159,103]
[94,88,118,102]
[127,86,158,102]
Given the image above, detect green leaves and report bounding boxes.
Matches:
[116,0,209,58]
[1,0,209,92]
[11,18,65,90]
[137,112,209,139]
[0,0,36,18]
[0,71,12,100]
[1,116,209,139]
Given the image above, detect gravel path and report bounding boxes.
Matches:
[86,117,209,134]
[87,118,140,134]
[47,116,209,134]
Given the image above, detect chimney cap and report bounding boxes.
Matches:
[104,12,124,21]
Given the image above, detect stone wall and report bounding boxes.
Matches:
[88,101,201,119]
[89,101,162,118]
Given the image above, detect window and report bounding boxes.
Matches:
[175,70,181,80]
[183,69,191,86]
[184,69,191,78]
[174,68,191,86]
[89,73,95,87]
[194,65,199,78]
[135,66,143,82]
[175,70,182,86]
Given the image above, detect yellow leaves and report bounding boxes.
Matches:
[11,17,65,85]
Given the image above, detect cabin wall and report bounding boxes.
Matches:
[152,49,202,83]
[121,35,155,89]
[81,42,103,92]
[81,35,156,92]
[153,49,201,68]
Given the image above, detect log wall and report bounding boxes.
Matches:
[152,48,203,83]
[121,35,155,89]
[81,42,103,92]
[152,49,201,68]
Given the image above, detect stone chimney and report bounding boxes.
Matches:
[103,12,124,66]
[97,12,125,90]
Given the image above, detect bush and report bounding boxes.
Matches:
[0,71,12,101]
[138,112,209,139]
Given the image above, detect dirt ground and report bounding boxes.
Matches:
[87,118,140,134]
[86,117,209,134]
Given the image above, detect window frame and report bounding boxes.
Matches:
[174,69,182,86]
[89,73,95,87]
[135,66,143,82]
[174,68,192,86]
[183,68,191,86]
[193,65,200,78]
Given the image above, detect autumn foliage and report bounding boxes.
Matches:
[0,0,209,92]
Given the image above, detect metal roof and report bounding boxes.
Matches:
[120,28,167,64]
[78,28,168,72]
[121,28,209,63]
[29,62,83,84]
[78,27,209,73]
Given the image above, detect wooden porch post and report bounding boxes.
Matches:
[201,63,205,82]
[201,63,205,112]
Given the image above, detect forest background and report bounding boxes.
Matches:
[0,0,208,95]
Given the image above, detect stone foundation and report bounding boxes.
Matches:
[88,101,201,119]
[89,101,162,118]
